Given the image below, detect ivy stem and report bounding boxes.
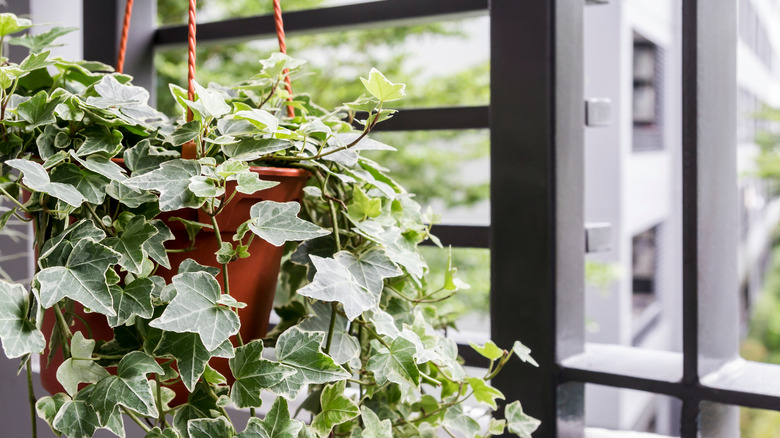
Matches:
[154,375,167,428]
[250,407,256,418]
[52,303,72,357]
[324,302,338,355]
[209,214,231,296]
[123,407,151,433]
[27,360,37,438]
[0,185,29,212]
[84,203,113,236]
[355,317,390,349]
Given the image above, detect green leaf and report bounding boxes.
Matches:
[6,159,86,207]
[216,242,235,265]
[149,271,240,351]
[77,125,123,157]
[17,90,60,130]
[53,386,101,438]
[234,109,279,132]
[190,81,231,118]
[0,280,45,358]
[347,188,381,221]
[202,364,226,385]
[297,255,375,321]
[512,341,539,367]
[0,64,23,89]
[88,351,163,423]
[107,277,156,327]
[298,301,359,365]
[50,163,110,205]
[237,398,303,438]
[247,201,330,247]
[56,332,110,396]
[189,176,224,198]
[153,331,233,392]
[360,68,406,102]
[144,219,175,269]
[38,219,106,268]
[366,337,419,387]
[69,151,128,182]
[37,239,122,316]
[443,404,481,438]
[469,340,504,362]
[221,137,294,161]
[105,214,158,274]
[310,381,359,438]
[9,26,77,53]
[335,249,401,298]
[235,172,279,195]
[167,120,201,146]
[173,382,229,438]
[36,393,69,435]
[126,159,204,211]
[466,377,504,410]
[188,417,234,438]
[20,50,55,72]
[0,13,30,38]
[124,140,178,175]
[267,326,349,399]
[106,181,157,208]
[505,401,540,438]
[358,406,392,438]
[229,340,296,408]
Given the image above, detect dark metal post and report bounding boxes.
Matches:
[83,0,155,100]
[490,0,585,436]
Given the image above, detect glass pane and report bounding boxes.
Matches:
[585,384,680,435]
[742,406,780,438]
[154,16,490,113]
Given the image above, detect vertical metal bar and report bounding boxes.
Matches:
[490,0,585,435]
[83,0,155,100]
[682,0,738,436]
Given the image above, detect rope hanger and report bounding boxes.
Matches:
[116,0,296,124]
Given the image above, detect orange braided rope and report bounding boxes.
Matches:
[116,0,134,73]
[186,0,197,123]
[273,0,295,118]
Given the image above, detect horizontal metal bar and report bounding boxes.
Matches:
[424,225,489,248]
[358,106,490,132]
[154,0,488,46]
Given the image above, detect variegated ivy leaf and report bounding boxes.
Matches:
[0,280,45,358]
[512,340,539,367]
[172,382,230,438]
[229,340,296,408]
[310,381,359,438]
[6,159,86,207]
[299,301,359,365]
[125,159,204,211]
[144,219,175,269]
[105,214,158,274]
[366,337,419,388]
[17,90,61,130]
[221,137,293,161]
[443,404,481,438]
[246,201,329,247]
[0,13,32,38]
[360,68,406,102]
[153,331,234,392]
[470,340,504,361]
[56,332,110,396]
[505,401,541,438]
[235,108,279,131]
[188,417,234,438]
[106,180,157,208]
[52,386,102,438]
[189,176,224,198]
[149,271,240,351]
[37,239,121,316]
[466,377,504,410]
[76,125,123,157]
[356,223,426,280]
[50,163,110,205]
[166,120,201,146]
[353,406,392,438]
[235,172,279,195]
[69,150,128,182]
[35,393,69,436]
[335,249,401,298]
[297,255,375,321]
[107,277,157,327]
[38,219,106,268]
[146,427,182,438]
[87,352,163,425]
[124,139,178,175]
[237,398,303,438]
[267,326,349,399]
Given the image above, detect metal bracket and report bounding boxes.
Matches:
[585,98,612,127]
[585,222,612,253]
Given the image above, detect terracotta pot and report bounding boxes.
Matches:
[39,166,309,403]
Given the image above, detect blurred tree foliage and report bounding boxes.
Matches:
[156,0,492,322]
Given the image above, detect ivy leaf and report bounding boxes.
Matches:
[335,249,401,298]
[298,301,359,365]
[505,401,540,438]
[144,219,175,269]
[190,82,231,118]
[36,393,69,435]
[52,386,102,438]
[512,341,539,367]
[466,377,505,410]
[88,351,163,423]
[0,13,32,38]
[360,68,405,102]
[89,75,150,108]
[237,398,303,438]
[37,239,121,317]
[173,382,229,438]
[106,181,157,208]
[470,340,504,362]
[9,26,77,53]
[366,337,419,388]
[357,406,392,438]
[221,138,294,161]
[56,332,110,396]
[50,163,110,205]
[153,331,233,392]
[149,271,240,351]
[443,404,481,438]
[347,188,382,221]
[188,417,234,438]
[234,109,279,132]
[189,176,224,198]
[310,381,359,438]
[235,172,279,195]
[77,125,123,157]
[247,201,330,247]
[105,215,158,274]
[126,159,204,211]
[19,50,55,72]
[297,255,375,321]
[229,340,296,408]
[124,139,178,175]
[107,277,156,327]
[146,427,182,438]
[6,159,86,207]
[0,280,45,358]
[17,89,60,129]
[267,327,349,399]
[38,219,106,268]
[167,120,201,145]
[69,151,128,182]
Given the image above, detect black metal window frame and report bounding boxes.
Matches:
[82,0,773,436]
